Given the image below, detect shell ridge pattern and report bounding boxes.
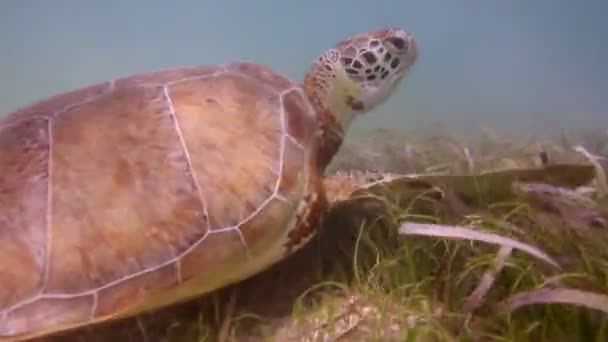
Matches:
[164,68,226,87]
[0,115,47,131]
[41,118,53,292]
[179,83,308,254]
[0,66,308,323]
[162,85,211,227]
[51,80,116,119]
[0,80,118,319]
[90,292,99,320]
[223,71,289,105]
[276,86,311,209]
[278,86,308,164]
[0,75,210,316]
[177,81,289,251]
[0,81,116,129]
[162,84,214,281]
[282,87,313,151]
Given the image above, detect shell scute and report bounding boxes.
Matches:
[3,82,114,125]
[239,197,295,258]
[1,295,94,338]
[166,73,284,231]
[94,262,178,318]
[281,88,317,146]
[278,137,307,198]
[177,229,248,287]
[45,85,208,294]
[226,62,293,92]
[0,116,49,309]
[115,65,220,88]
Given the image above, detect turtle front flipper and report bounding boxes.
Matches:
[324,163,597,223]
[323,170,444,224]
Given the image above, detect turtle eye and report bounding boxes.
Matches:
[385,37,408,51]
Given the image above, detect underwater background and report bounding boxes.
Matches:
[2,2,608,341]
[0,0,606,139]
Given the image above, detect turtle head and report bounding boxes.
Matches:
[303,27,418,131]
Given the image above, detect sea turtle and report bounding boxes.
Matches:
[0,27,418,340]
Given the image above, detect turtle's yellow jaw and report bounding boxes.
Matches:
[304,27,418,131]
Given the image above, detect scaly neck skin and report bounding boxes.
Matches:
[301,28,418,172]
[302,55,362,172]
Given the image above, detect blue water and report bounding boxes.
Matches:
[1,0,606,137]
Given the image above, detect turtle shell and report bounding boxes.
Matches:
[0,62,318,340]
